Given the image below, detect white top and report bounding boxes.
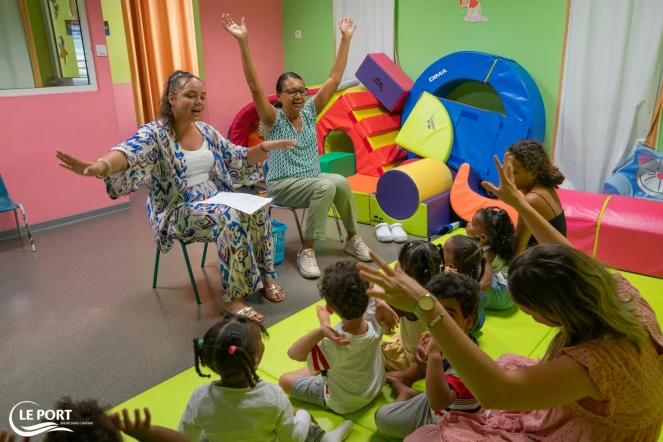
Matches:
[182,141,214,187]
[307,300,386,414]
[178,381,310,442]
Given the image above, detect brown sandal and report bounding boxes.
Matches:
[261,283,286,303]
[236,306,264,323]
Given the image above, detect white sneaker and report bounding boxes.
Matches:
[297,248,321,278]
[344,236,372,262]
[374,223,393,242]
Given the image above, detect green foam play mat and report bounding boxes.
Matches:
[111,230,663,441]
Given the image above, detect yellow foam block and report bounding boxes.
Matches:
[328,191,371,224]
[395,92,453,162]
[389,158,453,203]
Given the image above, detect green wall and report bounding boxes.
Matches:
[100,0,131,84]
[192,0,205,80]
[25,0,55,85]
[281,0,568,150]
[47,0,80,78]
[281,0,334,86]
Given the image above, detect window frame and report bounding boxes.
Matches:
[0,0,98,97]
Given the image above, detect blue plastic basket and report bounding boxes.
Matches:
[271,219,288,265]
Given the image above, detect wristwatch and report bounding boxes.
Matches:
[413,293,437,319]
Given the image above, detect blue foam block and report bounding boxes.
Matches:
[425,191,451,237]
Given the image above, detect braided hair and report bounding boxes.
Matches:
[398,240,443,287]
[193,313,268,387]
[476,207,516,264]
[445,236,486,282]
[158,70,200,137]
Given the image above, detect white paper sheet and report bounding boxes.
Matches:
[200,192,272,215]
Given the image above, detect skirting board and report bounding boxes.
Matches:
[0,202,131,241]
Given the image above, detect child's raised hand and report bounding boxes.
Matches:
[481,154,522,206]
[0,430,29,442]
[427,336,441,356]
[320,326,351,347]
[374,299,399,333]
[316,305,331,327]
[110,408,151,441]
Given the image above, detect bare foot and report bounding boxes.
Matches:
[386,364,426,388]
[386,376,419,403]
[221,298,264,323]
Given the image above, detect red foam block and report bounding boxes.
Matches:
[557,189,608,256]
[595,195,663,278]
[344,92,381,110]
[359,113,402,137]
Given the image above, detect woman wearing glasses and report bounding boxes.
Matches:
[224,14,372,279]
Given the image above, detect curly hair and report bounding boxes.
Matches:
[398,240,443,287]
[274,72,303,108]
[426,272,481,323]
[318,260,370,320]
[194,313,269,387]
[476,207,516,263]
[158,70,200,137]
[44,397,121,442]
[507,139,565,188]
[445,236,486,282]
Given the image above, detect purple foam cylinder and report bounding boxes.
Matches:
[376,169,420,220]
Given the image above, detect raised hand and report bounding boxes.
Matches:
[339,17,356,38]
[262,139,296,152]
[0,430,30,442]
[56,150,105,178]
[375,299,399,333]
[481,154,522,207]
[110,408,151,441]
[320,325,351,346]
[222,14,248,40]
[358,253,429,313]
[316,305,332,327]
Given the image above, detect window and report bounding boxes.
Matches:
[0,0,97,95]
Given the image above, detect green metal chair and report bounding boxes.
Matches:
[152,241,209,305]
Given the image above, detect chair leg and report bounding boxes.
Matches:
[180,241,201,305]
[17,204,35,252]
[201,243,208,267]
[13,209,22,239]
[290,208,305,244]
[153,247,161,288]
[331,204,344,243]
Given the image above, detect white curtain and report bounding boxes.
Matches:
[0,0,36,90]
[333,0,395,82]
[554,0,663,193]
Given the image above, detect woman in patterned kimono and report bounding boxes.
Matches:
[223,14,372,280]
[56,70,295,323]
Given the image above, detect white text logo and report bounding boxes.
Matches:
[9,401,75,437]
[429,69,448,82]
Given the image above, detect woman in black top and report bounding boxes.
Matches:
[507,140,567,252]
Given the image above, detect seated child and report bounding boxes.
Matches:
[1,397,186,442]
[387,236,489,388]
[466,207,516,310]
[279,260,390,414]
[180,313,353,442]
[375,273,484,440]
[382,240,443,373]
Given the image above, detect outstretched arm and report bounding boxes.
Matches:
[223,14,278,128]
[313,18,356,114]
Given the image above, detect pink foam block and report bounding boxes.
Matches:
[558,189,608,256]
[595,195,663,278]
[355,53,413,112]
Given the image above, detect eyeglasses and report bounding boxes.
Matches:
[283,88,308,97]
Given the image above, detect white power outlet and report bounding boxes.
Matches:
[295,30,302,39]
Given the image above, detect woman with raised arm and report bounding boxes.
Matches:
[359,155,663,441]
[57,70,296,323]
[224,14,372,280]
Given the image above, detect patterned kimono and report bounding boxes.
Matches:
[105,120,275,302]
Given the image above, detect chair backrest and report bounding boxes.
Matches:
[0,174,11,200]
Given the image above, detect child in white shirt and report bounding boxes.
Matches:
[280,260,394,414]
[179,313,353,442]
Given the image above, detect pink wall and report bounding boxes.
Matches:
[113,83,138,140]
[0,0,128,231]
[198,0,284,136]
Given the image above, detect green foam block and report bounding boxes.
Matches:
[320,152,356,177]
[369,194,428,238]
[329,191,371,225]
